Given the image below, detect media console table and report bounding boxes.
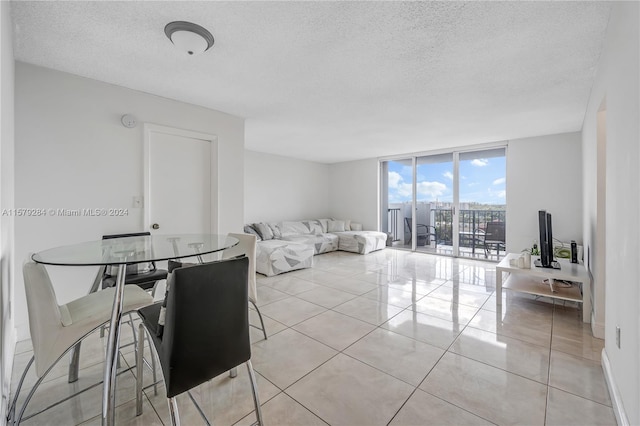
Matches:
[496,253,591,322]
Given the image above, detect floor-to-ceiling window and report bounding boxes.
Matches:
[381,146,507,260]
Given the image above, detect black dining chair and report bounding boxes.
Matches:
[135,256,263,426]
[99,232,168,292]
[69,232,168,384]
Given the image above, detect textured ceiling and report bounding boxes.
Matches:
[11,1,611,163]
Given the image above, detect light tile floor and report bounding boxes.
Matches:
[10,250,614,425]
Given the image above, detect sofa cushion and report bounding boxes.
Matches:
[328,220,346,232]
[256,240,314,276]
[279,220,323,237]
[281,233,339,254]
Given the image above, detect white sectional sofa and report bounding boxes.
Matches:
[245,219,387,276]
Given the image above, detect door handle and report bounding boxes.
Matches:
[152,223,160,230]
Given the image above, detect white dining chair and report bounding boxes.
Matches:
[223,233,267,340]
[8,258,153,425]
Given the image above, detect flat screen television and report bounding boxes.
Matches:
[535,210,560,269]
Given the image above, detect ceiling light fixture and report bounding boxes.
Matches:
[164,21,214,56]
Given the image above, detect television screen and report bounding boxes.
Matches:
[538,210,550,266]
[536,210,560,269]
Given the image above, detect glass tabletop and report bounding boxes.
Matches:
[32,234,239,266]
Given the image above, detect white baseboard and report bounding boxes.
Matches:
[591,311,605,338]
[602,349,629,426]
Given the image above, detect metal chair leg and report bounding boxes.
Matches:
[68,341,81,383]
[7,356,34,423]
[137,320,163,412]
[15,372,47,425]
[89,266,106,294]
[67,266,107,383]
[145,332,158,395]
[168,397,181,426]
[246,360,263,426]
[250,300,268,340]
[129,312,138,358]
[136,323,145,416]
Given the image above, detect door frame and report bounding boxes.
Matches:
[143,123,219,234]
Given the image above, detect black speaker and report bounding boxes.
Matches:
[570,240,578,263]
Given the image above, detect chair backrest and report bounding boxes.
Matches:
[102,232,155,276]
[160,257,250,398]
[222,233,257,304]
[23,259,66,376]
[405,217,429,236]
[485,222,506,242]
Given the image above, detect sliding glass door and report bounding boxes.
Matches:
[381,159,415,249]
[458,148,507,259]
[381,146,507,259]
[414,154,453,255]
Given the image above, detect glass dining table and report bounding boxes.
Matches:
[31,233,239,426]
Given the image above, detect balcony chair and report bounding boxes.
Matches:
[9,259,153,425]
[404,217,437,248]
[483,221,506,258]
[135,257,263,426]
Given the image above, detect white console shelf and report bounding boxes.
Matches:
[496,253,590,322]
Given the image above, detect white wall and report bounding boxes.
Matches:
[506,132,583,254]
[0,0,16,416]
[14,63,245,339]
[582,2,639,424]
[244,150,330,223]
[328,158,379,231]
[327,136,582,241]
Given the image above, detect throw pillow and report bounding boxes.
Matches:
[328,220,346,232]
[307,220,324,235]
[244,224,262,241]
[318,219,330,233]
[351,222,363,231]
[254,222,274,240]
[344,219,351,231]
[269,222,282,239]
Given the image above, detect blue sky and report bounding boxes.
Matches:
[387,156,506,205]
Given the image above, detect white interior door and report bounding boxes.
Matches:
[145,125,217,235]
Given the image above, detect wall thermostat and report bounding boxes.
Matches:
[121,114,137,128]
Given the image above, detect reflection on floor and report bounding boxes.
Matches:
[390,242,505,261]
[11,250,612,425]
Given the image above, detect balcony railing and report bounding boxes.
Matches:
[432,208,506,247]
